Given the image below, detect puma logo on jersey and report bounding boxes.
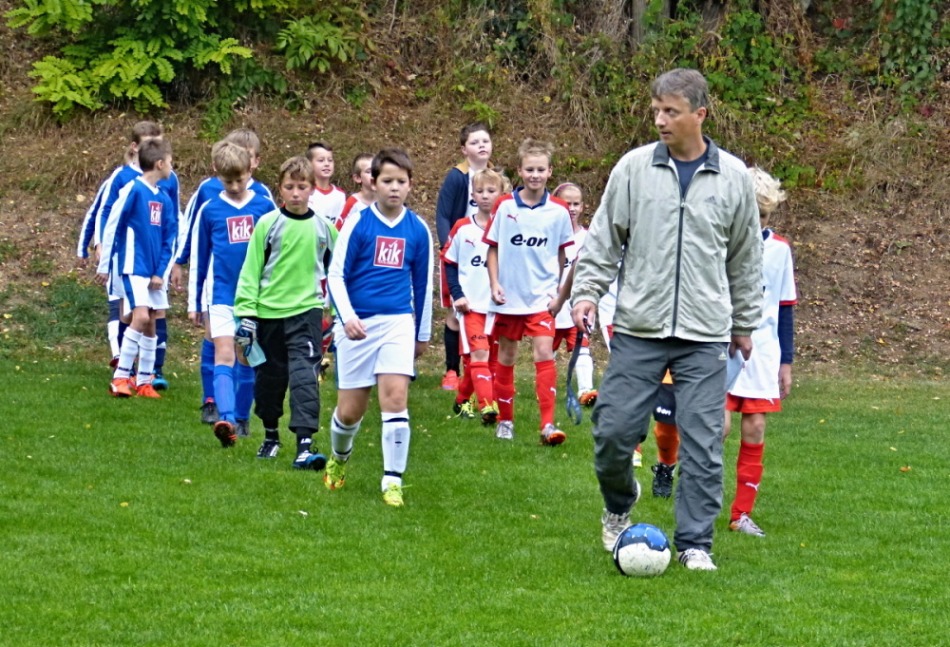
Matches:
[227,215,254,243]
[374,236,406,268]
[149,201,162,226]
[506,212,519,222]
[537,320,552,330]
[464,238,476,247]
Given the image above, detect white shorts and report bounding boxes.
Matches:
[208,304,236,339]
[334,313,416,389]
[119,274,169,311]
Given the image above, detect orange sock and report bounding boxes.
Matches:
[731,440,765,520]
[653,421,680,465]
[535,359,556,428]
[469,360,494,409]
[495,363,515,421]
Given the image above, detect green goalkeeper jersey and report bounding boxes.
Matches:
[234,207,338,319]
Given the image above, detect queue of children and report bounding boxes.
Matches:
[83,117,796,534]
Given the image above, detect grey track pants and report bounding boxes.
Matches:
[592,334,727,552]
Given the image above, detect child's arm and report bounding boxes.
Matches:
[95,182,134,281]
[549,262,575,317]
[435,168,464,246]
[77,179,109,261]
[410,218,434,348]
[157,194,178,288]
[326,216,365,339]
[187,203,212,324]
[486,246,505,305]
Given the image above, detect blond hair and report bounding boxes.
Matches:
[517,138,555,166]
[472,168,511,194]
[212,141,252,178]
[748,166,786,216]
[278,156,315,185]
[224,128,262,157]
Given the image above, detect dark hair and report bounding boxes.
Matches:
[278,156,316,185]
[305,141,333,161]
[131,120,163,144]
[651,68,709,112]
[138,138,172,171]
[371,148,413,180]
[459,122,491,146]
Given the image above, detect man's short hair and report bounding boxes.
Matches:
[517,138,555,166]
[138,138,172,171]
[371,148,413,180]
[212,141,252,179]
[131,120,163,144]
[224,128,262,157]
[459,122,491,146]
[278,156,316,185]
[651,68,710,112]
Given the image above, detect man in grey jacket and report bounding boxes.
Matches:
[571,68,762,571]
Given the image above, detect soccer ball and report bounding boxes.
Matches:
[612,523,672,577]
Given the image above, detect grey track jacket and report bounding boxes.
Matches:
[572,138,762,342]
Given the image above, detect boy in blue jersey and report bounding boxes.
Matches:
[96,138,177,398]
[78,121,163,371]
[188,142,277,446]
[172,128,273,425]
[233,157,338,471]
[325,148,433,507]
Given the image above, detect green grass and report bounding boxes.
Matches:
[2,357,949,646]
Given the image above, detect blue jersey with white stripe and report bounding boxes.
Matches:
[188,191,277,311]
[176,176,273,265]
[327,204,433,342]
[97,177,177,279]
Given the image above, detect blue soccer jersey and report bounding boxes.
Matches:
[77,164,141,258]
[327,204,433,342]
[97,177,177,279]
[188,190,277,311]
[176,176,273,265]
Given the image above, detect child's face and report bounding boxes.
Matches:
[157,154,173,180]
[221,170,252,200]
[280,175,314,214]
[461,130,492,164]
[246,149,261,172]
[557,186,584,223]
[518,154,552,193]
[372,162,411,213]
[472,182,501,214]
[353,159,372,188]
[309,148,334,182]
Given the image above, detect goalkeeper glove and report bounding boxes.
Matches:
[235,317,257,348]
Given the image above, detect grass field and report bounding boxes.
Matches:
[2,355,949,646]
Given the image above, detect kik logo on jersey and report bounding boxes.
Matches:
[227,215,254,244]
[374,236,406,269]
[149,201,162,226]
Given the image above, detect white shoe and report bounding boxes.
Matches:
[495,420,514,440]
[632,448,642,468]
[601,480,641,551]
[601,509,630,552]
[677,548,717,571]
[729,513,765,537]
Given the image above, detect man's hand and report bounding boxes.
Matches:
[778,363,792,399]
[729,334,753,360]
[571,300,596,332]
[235,317,258,348]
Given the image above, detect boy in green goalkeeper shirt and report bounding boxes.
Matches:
[233,156,338,470]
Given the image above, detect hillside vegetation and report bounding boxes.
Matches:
[0,0,947,375]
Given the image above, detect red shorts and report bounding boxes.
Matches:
[553,326,589,352]
[487,311,556,340]
[726,394,782,414]
[458,311,491,354]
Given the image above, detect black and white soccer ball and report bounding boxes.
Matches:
[612,523,672,577]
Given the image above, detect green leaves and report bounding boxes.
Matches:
[275,9,368,73]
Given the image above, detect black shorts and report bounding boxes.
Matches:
[653,382,675,424]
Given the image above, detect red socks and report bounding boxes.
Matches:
[731,440,765,520]
[495,363,515,421]
[653,421,680,465]
[535,359,556,428]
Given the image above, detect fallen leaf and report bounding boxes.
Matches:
[298,510,309,517]
[899,466,911,472]
[889,446,897,451]
[182,479,192,485]
[120,502,129,507]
